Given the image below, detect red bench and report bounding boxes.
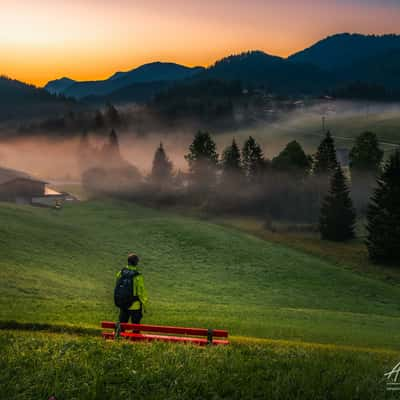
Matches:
[101,321,229,346]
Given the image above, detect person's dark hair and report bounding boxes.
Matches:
[128,253,139,266]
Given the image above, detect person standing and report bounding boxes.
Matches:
[114,253,148,324]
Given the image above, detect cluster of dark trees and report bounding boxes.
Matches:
[82,128,399,266]
[333,82,400,101]
[150,80,242,128]
[155,130,398,265]
[0,76,76,122]
[18,103,122,135]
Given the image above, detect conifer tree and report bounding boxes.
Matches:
[185,130,218,189]
[350,131,384,212]
[106,103,120,126]
[272,140,311,176]
[78,130,91,172]
[221,139,242,181]
[350,131,383,173]
[319,166,356,241]
[150,142,173,185]
[109,129,119,151]
[366,150,400,265]
[242,136,265,181]
[94,110,105,130]
[313,131,338,175]
[102,129,121,166]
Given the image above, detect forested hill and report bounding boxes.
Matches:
[289,33,400,70]
[0,76,74,121]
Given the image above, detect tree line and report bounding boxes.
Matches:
[82,129,399,266]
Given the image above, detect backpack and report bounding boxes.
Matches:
[114,268,140,309]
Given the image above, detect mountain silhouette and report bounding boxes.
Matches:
[45,77,75,95]
[25,32,400,104]
[289,33,400,70]
[196,50,330,93]
[45,62,203,99]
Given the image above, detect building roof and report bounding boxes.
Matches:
[0,177,47,185]
[0,167,47,185]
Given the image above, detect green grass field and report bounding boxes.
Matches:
[1,200,399,348]
[215,217,400,284]
[1,330,399,400]
[1,199,400,399]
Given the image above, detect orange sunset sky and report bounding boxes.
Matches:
[2,0,400,87]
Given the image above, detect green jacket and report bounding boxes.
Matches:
[116,265,148,311]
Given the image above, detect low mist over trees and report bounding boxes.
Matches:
[81,129,141,194]
[80,126,396,265]
[366,150,400,265]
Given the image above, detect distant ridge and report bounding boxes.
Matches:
[45,77,75,95]
[36,32,400,101]
[289,33,400,69]
[45,62,204,99]
[196,50,329,93]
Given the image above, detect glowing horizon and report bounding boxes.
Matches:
[2,0,400,87]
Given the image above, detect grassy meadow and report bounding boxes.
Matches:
[1,330,399,400]
[1,200,400,347]
[1,199,399,399]
[216,217,400,283]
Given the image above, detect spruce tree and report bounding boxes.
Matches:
[185,131,218,189]
[94,110,105,130]
[102,129,121,166]
[150,142,173,185]
[78,131,91,172]
[271,140,311,176]
[350,131,383,173]
[319,166,356,241]
[313,131,338,175]
[109,129,119,151]
[242,136,265,181]
[221,139,242,181]
[366,150,400,265]
[106,103,120,126]
[350,131,384,213]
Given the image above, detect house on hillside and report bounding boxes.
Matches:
[32,186,78,208]
[0,168,77,207]
[0,176,46,204]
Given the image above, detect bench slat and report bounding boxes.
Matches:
[101,321,228,338]
[102,331,228,345]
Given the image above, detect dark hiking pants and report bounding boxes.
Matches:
[119,308,143,324]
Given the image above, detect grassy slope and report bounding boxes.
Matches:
[216,217,400,283]
[0,200,399,350]
[1,330,399,400]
